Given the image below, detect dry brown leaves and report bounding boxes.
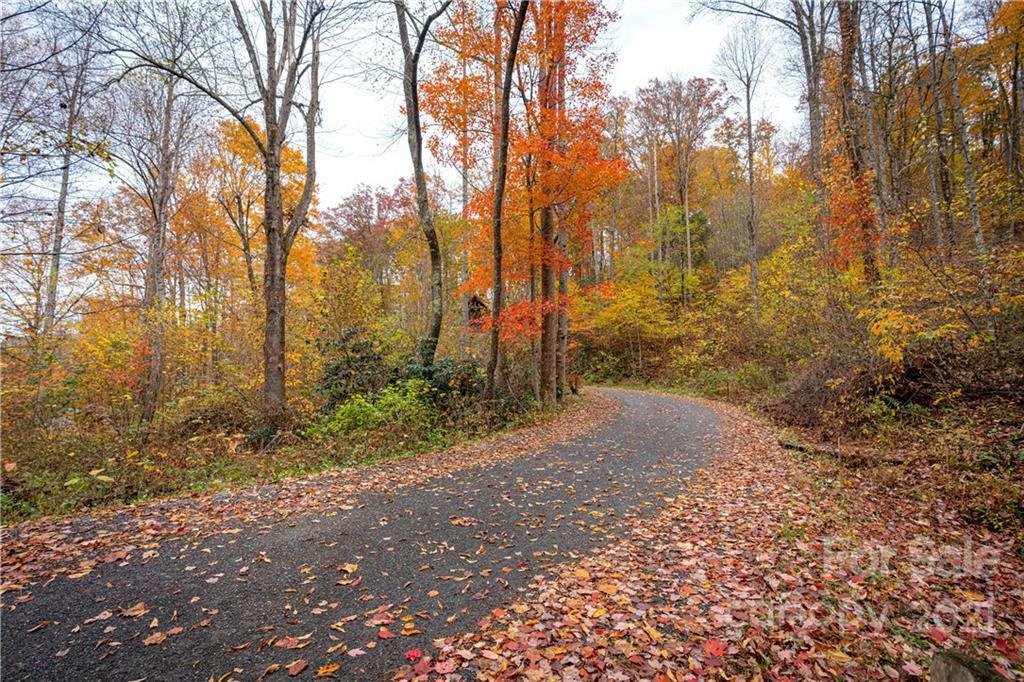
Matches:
[0,394,618,595]
[397,399,1024,680]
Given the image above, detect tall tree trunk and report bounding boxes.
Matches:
[938,3,986,257]
[1010,40,1022,238]
[42,34,89,339]
[529,201,540,402]
[857,20,892,230]
[458,37,470,360]
[743,81,760,317]
[537,2,558,407]
[262,162,287,418]
[41,146,72,336]
[139,76,178,424]
[683,170,692,306]
[908,0,947,254]
[554,34,568,402]
[484,0,528,401]
[539,200,557,406]
[395,0,451,367]
[653,140,662,302]
[791,0,830,248]
[923,0,956,250]
[556,240,568,400]
[838,0,879,284]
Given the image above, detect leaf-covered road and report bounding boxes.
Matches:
[2,388,719,681]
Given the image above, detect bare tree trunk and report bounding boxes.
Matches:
[262,164,287,417]
[556,242,568,400]
[743,81,760,317]
[907,1,947,253]
[539,201,557,406]
[683,171,692,305]
[653,140,662,302]
[139,75,179,424]
[41,145,72,336]
[923,0,956,249]
[938,2,986,257]
[484,0,528,402]
[857,17,891,229]
[458,42,470,361]
[791,0,830,247]
[395,0,451,367]
[538,3,558,407]
[1010,41,1022,238]
[41,24,92,338]
[529,207,540,402]
[459,176,469,360]
[838,0,879,284]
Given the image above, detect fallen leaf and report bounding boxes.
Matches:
[84,610,113,625]
[315,662,340,677]
[120,602,148,618]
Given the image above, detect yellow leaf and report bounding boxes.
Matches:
[316,662,341,677]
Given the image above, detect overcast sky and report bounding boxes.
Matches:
[315,0,805,206]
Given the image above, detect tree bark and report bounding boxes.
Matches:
[42,147,73,336]
[395,0,451,367]
[838,0,879,284]
[907,0,947,254]
[938,2,986,257]
[537,2,558,407]
[139,75,179,424]
[743,81,761,317]
[923,0,957,250]
[484,0,529,402]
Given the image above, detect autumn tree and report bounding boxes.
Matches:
[836,0,879,283]
[483,0,529,402]
[717,20,769,317]
[650,76,729,304]
[394,0,452,367]
[106,71,203,422]
[109,0,352,420]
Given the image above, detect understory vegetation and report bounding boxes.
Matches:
[579,246,1024,540]
[3,0,1022,552]
[1,327,545,522]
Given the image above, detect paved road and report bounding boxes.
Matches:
[2,388,719,681]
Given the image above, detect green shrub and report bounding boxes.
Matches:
[307,379,435,439]
[316,327,397,411]
[398,358,483,418]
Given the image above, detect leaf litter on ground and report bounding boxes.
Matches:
[396,397,1024,680]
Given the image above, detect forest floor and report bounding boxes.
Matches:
[2,389,1022,680]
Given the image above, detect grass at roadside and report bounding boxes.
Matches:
[0,391,571,525]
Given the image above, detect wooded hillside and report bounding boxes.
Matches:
[2,0,1021,538]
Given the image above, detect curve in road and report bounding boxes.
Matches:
[2,388,719,681]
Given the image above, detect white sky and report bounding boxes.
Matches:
[315,0,805,206]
